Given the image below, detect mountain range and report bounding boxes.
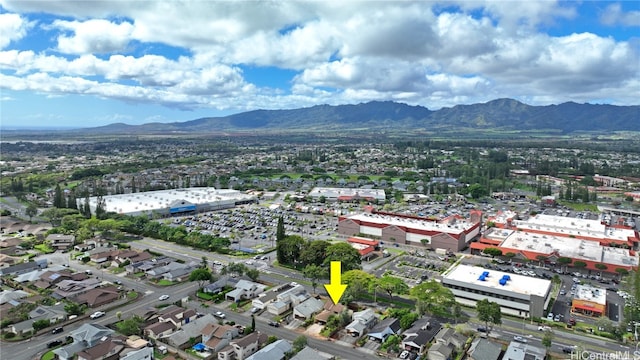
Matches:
[86,98,639,135]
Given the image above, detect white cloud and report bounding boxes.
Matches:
[52,19,134,54]
[0,13,31,49]
[600,3,640,27]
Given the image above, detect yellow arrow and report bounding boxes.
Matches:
[324,261,347,304]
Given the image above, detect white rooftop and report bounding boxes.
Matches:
[85,187,255,214]
[574,284,607,305]
[511,214,637,242]
[347,212,476,235]
[444,264,551,298]
[489,228,638,267]
[309,187,386,201]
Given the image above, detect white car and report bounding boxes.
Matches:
[214,311,226,319]
[399,350,410,359]
[90,311,106,319]
[159,295,170,301]
[513,336,528,343]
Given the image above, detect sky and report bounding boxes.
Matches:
[0,1,639,128]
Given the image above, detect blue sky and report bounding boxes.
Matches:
[0,1,638,128]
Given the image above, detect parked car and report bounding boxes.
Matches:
[159,295,170,301]
[399,350,410,359]
[214,311,226,319]
[47,340,63,348]
[51,327,64,334]
[250,307,260,314]
[90,311,105,319]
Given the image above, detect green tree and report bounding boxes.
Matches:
[468,183,488,199]
[189,268,213,289]
[323,242,361,271]
[342,269,375,303]
[573,261,587,270]
[595,263,608,272]
[293,335,307,352]
[276,235,305,266]
[303,264,325,294]
[33,319,51,332]
[452,303,463,324]
[64,302,85,316]
[221,262,248,277]
[409,280,455,317]
[482,247,503,257]
[246,268,260,282]
[116,315,144,336]
[476,299,502,334]
[53,184,64,208]
[376,275,409,301]
[276,216,286,241]
[25,203,38,222]
[300,240,329,266]
[557,257,573,272]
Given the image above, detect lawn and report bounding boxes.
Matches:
[34,244,55,254]
[41,350,55,360]
[157,280,174,286]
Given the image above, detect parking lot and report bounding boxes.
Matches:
[374,254,453,286]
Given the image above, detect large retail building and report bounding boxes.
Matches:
[441,264,552,318]
[81,187,256,217]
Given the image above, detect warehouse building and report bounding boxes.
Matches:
[441,264,552,318]
[308,187,386,203]
[81,187,256,217]
[338,209,481,252]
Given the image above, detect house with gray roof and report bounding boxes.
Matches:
[217,331,268,360]
[164,313,216,349]
[53,278,101,299]
[345,308,377,337]
[368,317,400,342]
[9,303,67,335]
[504,341,546,360]
[467,338,502,360]
[225,279,266,302]
[0,259,47,276]
[245,339,291,360]
[119,346,154,360]
[293,297,324,320]
[290,346,335,360]
[428,342,453,360]
[54,323,115,360]
[434,327,468,350]
[0,289,28,304]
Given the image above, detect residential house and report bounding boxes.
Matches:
[203,323,239,353]
[204,276,238,295]
[162,264,196,282]
[245,339,292,360]
[0,253,19,267]
[0,237,22,248]
[467,338,502,360]
[0,259,47,276]
[428,342,453,360]
[290,346,335,360]
[0,289,29,304]
[266,283,309,315]
[119,347,154,360]
[156,305,198,330]
[53,278,101,299]
[46,234,75,251]
[401,317,441,355]
[54,323,115,360]
[76,338,125,360]
[9,303,67,335]
[434,327,467,351]
[226,279,266,302]
[217,331,268,360]
[112,250,152,267]
[89,248,120,264]
[75,285,120,307]
[345,308,377,337]
[293,297,324,320]
[251,289,278,309]
[368,317,401,342]
[145,261,194,280]
[503,341,546,360]
[33,270,86,290]
[315,301,346,325]
[144,321,176,340]
[164,313,215,349]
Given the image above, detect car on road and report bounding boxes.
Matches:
[47,340,63,348]
[476,326,488,333]
[250,307,260,314]
[562,346,575,354]
[537,325,550,331]
[52,327,64,334]
[90,311,106,319]
[114,280,122,285]
[159,295,170,301]
[513,336,528,343]
[268,321,280,327]
[214,311,226,319]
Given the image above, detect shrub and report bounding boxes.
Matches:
[4,332,16,339]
